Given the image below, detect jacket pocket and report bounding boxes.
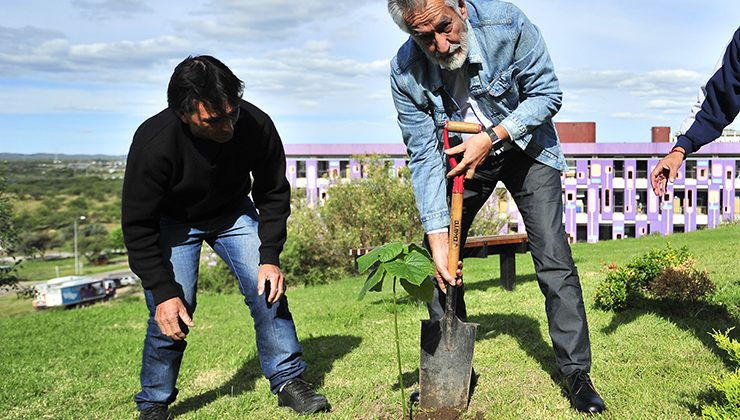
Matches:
[485,68,518,111]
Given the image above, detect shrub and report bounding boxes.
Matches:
[199,259,239,294]
[282,200,346,286]
[649,258,715,302]
[593,244,714,311]
[593,268,630,311]
[320,157,422,250]
[625,243,691,291]
[701,329,740,419]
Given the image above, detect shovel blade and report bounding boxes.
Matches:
[419,316,477,410]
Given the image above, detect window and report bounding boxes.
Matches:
[636,161,648,178]
[296,161,306,178]
[613,189,624,212]
[685,160,697,179]
[635,190,647,214]
[317,161,329,177]
[340,160,349,177]
[614,160,624,178]
[697,190,708,215]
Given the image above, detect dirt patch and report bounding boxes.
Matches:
[411,407,484,420]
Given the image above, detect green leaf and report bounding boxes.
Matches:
[407,243,431,259]
[358,266,386,300]
[400,278,435,303]
[381,249,434,286]
[356,242,404,273]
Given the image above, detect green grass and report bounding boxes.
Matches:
[1,225,738,419]
[14,255,129,282]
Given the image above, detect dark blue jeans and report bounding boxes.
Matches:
[428,148,592,377]
[134,203,306,410]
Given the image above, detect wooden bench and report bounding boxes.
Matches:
[349,233,529,291]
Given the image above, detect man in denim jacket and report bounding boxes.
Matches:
[388,0,605,413]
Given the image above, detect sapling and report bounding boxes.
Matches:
[357,242,434,418]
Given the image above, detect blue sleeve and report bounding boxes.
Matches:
[675,27,740,154]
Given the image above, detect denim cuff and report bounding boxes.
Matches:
[421,210,450,233]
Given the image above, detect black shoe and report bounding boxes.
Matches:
[139,405,170,420]
[278,377,330,415]
[565,370,606,414]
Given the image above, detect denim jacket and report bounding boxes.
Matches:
[390,0,566,232]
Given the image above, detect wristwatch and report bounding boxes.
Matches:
[484,125,499,144]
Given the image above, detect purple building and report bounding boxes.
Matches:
[284,142,740,242]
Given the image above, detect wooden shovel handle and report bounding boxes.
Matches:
[448,192,463,278]
[446,121,482,134]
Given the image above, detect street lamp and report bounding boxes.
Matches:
[74,215,87,275]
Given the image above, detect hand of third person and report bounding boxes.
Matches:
[650,149,685,197]
[258,264,285,304]
[427,231,463,293]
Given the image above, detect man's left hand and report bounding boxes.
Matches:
[258,264,285,304]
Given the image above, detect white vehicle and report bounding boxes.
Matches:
[119,275,139,286]
[33,276,116,309]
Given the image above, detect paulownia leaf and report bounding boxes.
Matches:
[356,242,404,273]
[358,266,386,300]
[400,278,434,303]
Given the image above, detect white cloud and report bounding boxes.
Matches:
[71,0,151,19]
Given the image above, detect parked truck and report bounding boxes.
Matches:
[32,276,116,309]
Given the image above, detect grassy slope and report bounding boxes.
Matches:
[0,225,738,419]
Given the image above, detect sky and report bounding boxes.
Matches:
[0,0,738,155]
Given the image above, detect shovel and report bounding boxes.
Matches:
[419,121,481,411]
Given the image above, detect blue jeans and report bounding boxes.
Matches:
[134,203,306,410]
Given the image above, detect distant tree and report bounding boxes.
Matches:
[0,165,17,253]
[77,223,109,263]
[108,226,125,253]
[16,230,64,258]
[0,165,20,290]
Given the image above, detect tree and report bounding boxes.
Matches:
[0,165,20,290]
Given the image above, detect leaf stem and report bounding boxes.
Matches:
[393,277,408,418]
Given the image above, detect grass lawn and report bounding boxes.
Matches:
[0,225,738,419]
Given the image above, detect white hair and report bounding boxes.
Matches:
[387,0,461,34]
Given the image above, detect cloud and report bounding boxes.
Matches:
[182,0,375,40]
[0,26,191,80]
[71,0,152,19]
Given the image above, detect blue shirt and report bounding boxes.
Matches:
[390,0,565,232]
[675,27,740,154]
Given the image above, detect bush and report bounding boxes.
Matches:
[593,244,714,311]
[594,268,630,311]
[649,258,715,302]
[320,157,422,250]
[625,244,691,291]
[701,329,740,419]
[199,259,239,294]
[282,200,346,286]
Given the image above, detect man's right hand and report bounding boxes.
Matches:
[427,231,463,293]
[650,149,685,197]
[154,297,195,341]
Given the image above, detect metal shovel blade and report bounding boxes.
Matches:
[419,287,477,410]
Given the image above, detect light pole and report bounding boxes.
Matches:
[73,215,86,275]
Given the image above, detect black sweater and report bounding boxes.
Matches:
[121,99,291,305]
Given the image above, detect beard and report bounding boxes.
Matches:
[420,25,469,71]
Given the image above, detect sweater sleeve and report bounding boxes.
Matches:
[675,27,740,154]
[250,116,291,266]
[121,137,179,305]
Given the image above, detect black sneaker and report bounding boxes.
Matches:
[278,377,330,415]
[139,405,170,420]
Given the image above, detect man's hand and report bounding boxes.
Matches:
[427,232,463,293]
[650,149,685,197]
[155,297,194,341]
[445,131,492,179]
[258,264,285,304]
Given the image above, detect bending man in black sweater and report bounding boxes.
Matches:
[122,55,329,419]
